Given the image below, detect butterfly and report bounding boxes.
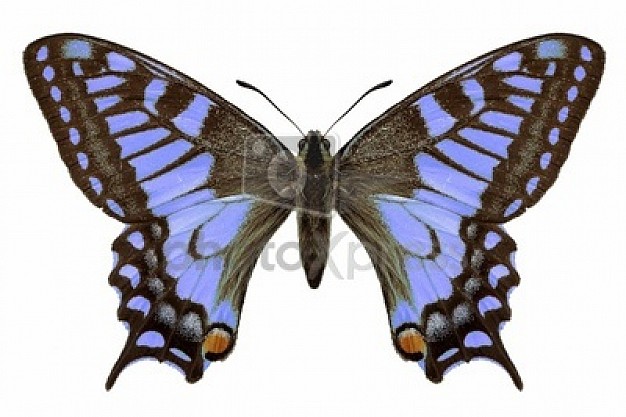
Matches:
[24,33,604,390]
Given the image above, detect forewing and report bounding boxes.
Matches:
[336,34,604,387]
[24,34,293,387]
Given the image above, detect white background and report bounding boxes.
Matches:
[1,1,624,415]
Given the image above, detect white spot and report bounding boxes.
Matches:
[178,312,203,342]
[157,303,176,326]
[426,312,450,340]
[471,249,484,270]
[63,39,92,59]
[452,303,473,326]
[464,277,481,295]
[148,278,165,295]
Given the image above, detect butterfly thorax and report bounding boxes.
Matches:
[296,130,334,288]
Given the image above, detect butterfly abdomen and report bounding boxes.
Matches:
[296,131,334,288]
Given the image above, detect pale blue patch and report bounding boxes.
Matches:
[107,199,126,217]
[413,189,477,216]
[405,257,438,316]
[50,86,61,102]
[77,152,88,169]
[507,285,516,301]
[106,111,149,135]
[127,296,150,316]
[170,348,191,362]
[478,296,502,316]
[460,79,484,115]
[72,62,83,76]
[492,52,522,72]
[177,257,224,312]
[89,176,103,195]
[106,51,136,72]
[507,95,534,112]
[503,75,543,94]
[119,264,140,288]
[172,94,213,137]
[480,111,523,135]
[153,189,216,217]
[401,197,462,235]
[36,46,48,61]
[59,106,71,123]
[94,95,121,112]
[436,139,499,181]
[390,301,420,330]
[377,201,432,256]
[422,259,453,299]
[127,231,144,249]
[141,153,215,208]
[85,75,125,94]
[197,199,252,257]
[464,331,492,347]
[203,360,211,371]
[435,253,462,278]
[69,127,80,145]
[437,348,459,362]
[548,127,560,145]
[415,153,488,208]
[545,62,557,76]
[458,127,513,158]
[63,39,92,59]
[581,46,592,62]
[209,301,238,328]
[488,264,509,288]
[163,232,194,278]
[540,152,552,170]
[43,66,54,81]
[136,331,164,348]
[574,66,586,81]
[567,86,578,102]
[537,39,566,59]
[144,79,168,115]
[116,127,170,158]
[484,231,501,250]
[510,251,516,268]
[112,251,119,268]
[558,106,569,123]
[129,139,192,181]
[435,229,465,261]
[526,176,539,195]
[166,198,225,233]
[504,199,522,217]
[414,94,456,137]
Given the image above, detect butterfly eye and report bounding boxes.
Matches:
[322,138,331,150]
[298,138,306,151]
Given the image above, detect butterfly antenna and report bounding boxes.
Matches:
[236,80,304,136]
[323,80,392,136]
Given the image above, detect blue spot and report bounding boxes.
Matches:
[492,52,522,72]
[43,66,54,81]
[94,95,121,112]
[129,139,192,181]
[119,264,140,288]
[526,176,539,195]
[483,231,501,250]
[460,79,484,115]
[85,75,125,94]
[480,111,523,135]
[50,86,61,102]
[507,95,534,112]
[170,348,191,362]
[548,127,559,145]
[437,348,459,362]
[89,177,103,195]
[107,199,126,217]
[69,127,80,145]
[458,127,512,158]
[77,152,88,169]
[172,94,213,137]
[414,94,456,137]
[504,199,522,217]
[136,331,164,348]
[127,231,144,249]
[464,331,492,348]
[127,296,151,316]
[112,251,119,268]
[488,264,509,288]
[580,46,592,62]
[36,46,48,61]
[116,127,171,158]
[144,79,168,115]
[503,75,543,94]
[106,52,136,72]
[545,62,556,76]
[567,86,578,102]
[537,40,566,59]
[478,296,502,316]
[72,62,83,76]
[575,66,586,81]
[540,152,552,170]
[558,106,569,123]
[59,106,71,123]
[63,39,92,59]
[106,111,149,135]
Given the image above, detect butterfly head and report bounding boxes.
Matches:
[298,130,332,170]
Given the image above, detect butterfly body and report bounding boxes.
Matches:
[24,33,603,389]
